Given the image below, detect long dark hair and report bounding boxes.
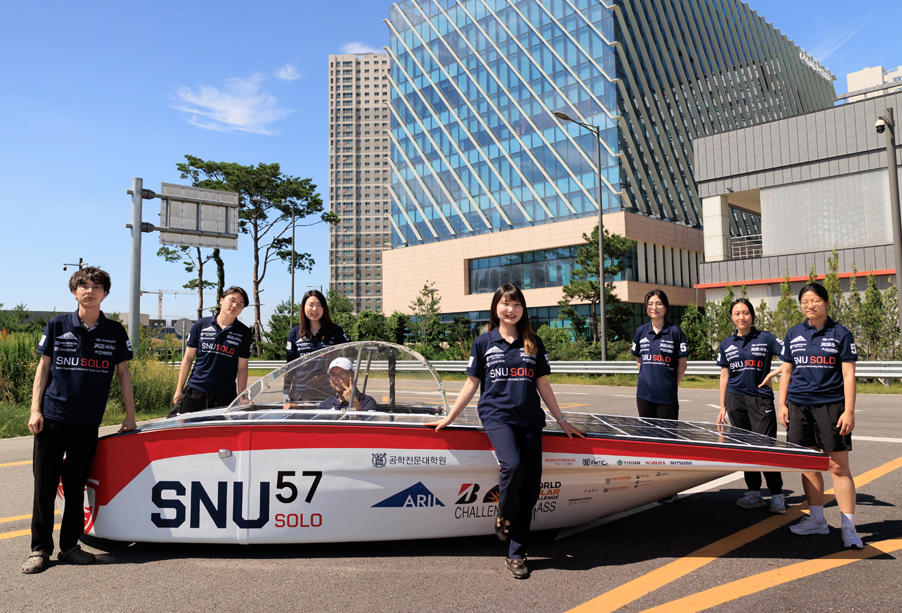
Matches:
[488,284,537,356]
[299,290,334,340]
[729,297,756,325]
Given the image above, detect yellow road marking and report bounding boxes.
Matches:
[0,510,60,525]
[0,461,32,468]
[640,539,902,613]
[568,454,902,613]
[0,523,60,541]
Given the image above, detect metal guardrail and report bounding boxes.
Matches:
[242,360,902,379]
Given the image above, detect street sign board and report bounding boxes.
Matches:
[159,183,240,250]
[174,317,193,340]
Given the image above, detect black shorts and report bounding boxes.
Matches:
[786,401,852,452]
[725,392,777,438]
[168,386,237,417]
[637,398,679,420]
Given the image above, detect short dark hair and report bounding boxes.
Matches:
[69,267,111,294]
[644,289,670,317]
[798,283,829,303]
[729,297,756,325]
[222,286,249,307]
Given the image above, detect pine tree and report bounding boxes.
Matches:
[680,303,715,360]
[824,249,845,325]
[715,285,737,343]
[756,299,774,333]
[808,264,817,284]
[772,272,802,341]
[846,264,861,340]
[882,280,900,360]
[859,270,884,360]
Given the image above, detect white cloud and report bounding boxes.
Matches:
[809,13,871,62]
[274,62,301,81]
[341,41,381,54]
[170,74,292,135]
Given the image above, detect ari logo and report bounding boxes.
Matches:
[455,483,480,504]
[372,482,445,508]
[372,453,387,468]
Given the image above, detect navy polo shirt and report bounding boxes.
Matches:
[317,392,377,411]
[717,328,784,398]
[186,316,253,396]
[466,329,551,429]
[631,321,689,404]
[37,311,133,426]
[286,323,350,362]
[781,317,857,406]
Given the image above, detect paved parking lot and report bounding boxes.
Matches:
[2,384,900,612]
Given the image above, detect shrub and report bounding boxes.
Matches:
[109,359,179,417]
[0,331,40,404]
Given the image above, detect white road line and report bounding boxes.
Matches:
[556,392,589,395]
[556,472,744,540]
[706,404,721,409]
[611,395,634,398]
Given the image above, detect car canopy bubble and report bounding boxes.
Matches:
[228,341,449,415]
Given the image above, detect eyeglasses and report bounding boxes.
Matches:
[329,372,351,381]
[800,300,824,308]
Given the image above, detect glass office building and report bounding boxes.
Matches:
[381,0,835,322]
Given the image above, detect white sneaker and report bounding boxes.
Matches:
[842,525,863,549]
[770,494,787,514]
[736,491,766,509]
[790,515,830,535]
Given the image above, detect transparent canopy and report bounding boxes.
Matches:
[228,341,449,415]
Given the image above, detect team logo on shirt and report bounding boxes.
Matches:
[725,346,739,355]
[484,346,504,357]
[640,338,650,345]
[680,343,687,353]
[790,335,807,345]
[851,343,857,355]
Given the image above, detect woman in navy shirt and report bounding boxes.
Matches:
[428,284,584,580]
[778,283,861,549]
[632,289,689,420]
[716,298,786,513]
[283,290,350,404]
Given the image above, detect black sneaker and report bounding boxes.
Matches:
[505,557,529,579]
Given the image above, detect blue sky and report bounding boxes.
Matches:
[1,0,898,329]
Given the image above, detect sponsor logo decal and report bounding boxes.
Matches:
[645,460,666,466]
[568,497,592,506]
[634,480,653,488]
[372,453,387,468]
[604,476,632,484]
[669,460,692,466]
[483,486,500,504]
[454,484,499,519]
[539,481,560,501]
[583,458,608,466]
[617,460,640,466]
[58,331,78,340]
[605,485,630,493]
[372,482,444,508]
[790,335,807,344]
[455,483,480,505]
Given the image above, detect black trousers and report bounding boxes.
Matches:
[168,385,237,417]
[484,423,544,560]
[637,397,679,420]
[725,392,783,494]
[31,418,99,555]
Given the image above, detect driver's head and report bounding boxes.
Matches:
[327,357,354,391]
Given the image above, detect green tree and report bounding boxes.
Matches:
[680,303,716,361]
[557,299,590,342]
[177,155,338,354]
[714,285,737,344]
[756,299,774,334]
[409,282,443,356]
[858,271,884,360]
[444,315,475,359]
[156,246,215,319]
[846,265,862,341]
[327,289,356,337]
[882,280,900,360]
[355,310,391,342]
[824,249,846,325]
[772,272,802,341]
[259,300,296,360]
[559,226,637,346]
[808,264,817,284]
[0,304,45,334]
[387,311,412,345]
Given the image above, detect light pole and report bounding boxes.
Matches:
[62,258,86,271]
[554,111,607,360]
[878,108,902,344]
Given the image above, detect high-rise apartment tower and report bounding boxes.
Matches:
[328,53,392,313]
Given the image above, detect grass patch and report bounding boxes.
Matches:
[1,401,172,439]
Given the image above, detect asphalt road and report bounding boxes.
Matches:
[2,384,900,613]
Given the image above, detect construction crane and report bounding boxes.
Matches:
[141,289,214,321]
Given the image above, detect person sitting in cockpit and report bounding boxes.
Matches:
[283,357,377,411]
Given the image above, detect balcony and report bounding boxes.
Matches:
[730,234,762,260]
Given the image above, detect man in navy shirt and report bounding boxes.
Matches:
[169,286,253,416]
[23,268,135,574]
